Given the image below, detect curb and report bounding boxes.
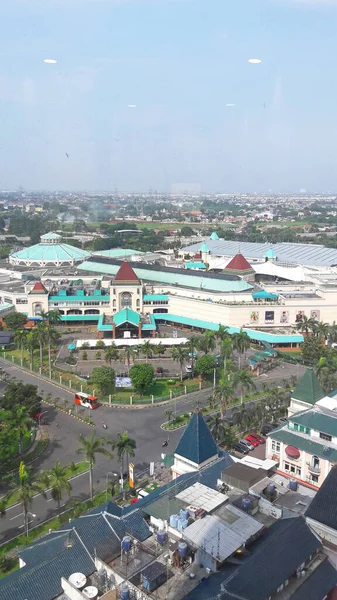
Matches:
[43,400,95,427]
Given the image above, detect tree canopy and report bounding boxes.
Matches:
[91,366,115,395]
[4,312,27,331]
[0,380,42,415]
[130,363,154,396]
[195,354,216,378]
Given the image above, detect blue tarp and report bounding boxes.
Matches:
[252,290,278,300]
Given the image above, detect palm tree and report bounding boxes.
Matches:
[15,462,46,536]
[233,369,256,404]
[155,343,166,357]
[76,433,111,500]
[231,405,244,429]
[8,405,34,455]
[171,345,189,381]
[37,308,49,322]
[25,330,39,367]
[46,310,62,326]
[41,460,72,518]
[232,329,250,368]
[122,346,138,374]
[36,322,47,369]
[114,431,136,499]
[210,414,226,442]
[0,494,9,518]
[221,425,237,451]
[142,340,153,364]
[220,336,233,372]
[313,321,329,341]
[213,378,235,419]
[296,315,315,335]
[185,335,199,376]
[45,326,59,376]
[165,409,173,426]
[315,356,328,379]
[14,329,27,364]
[215,324,229,344]
[105,343,119,366]
[197,331,216,354]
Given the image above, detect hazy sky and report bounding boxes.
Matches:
[1,0,337,192]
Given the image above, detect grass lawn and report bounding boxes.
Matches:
[4,461,89,508]
[107,377,201,403]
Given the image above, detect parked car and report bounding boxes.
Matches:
[249,432,265,444]
[156,367,164,373]
[185,365,192,373]
[239,439,254,451]
[278,417,288,424]
[261,424,274,436]
[244,434,259,447]
[232,442,249,455]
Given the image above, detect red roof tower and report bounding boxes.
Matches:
[29,281,48,294]
[224,253,254,274]
[113,261,140,284]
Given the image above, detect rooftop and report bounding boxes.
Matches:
[174,410,218,465]
[291,368,325,405]
[113,261,140,284]
[176,482,228,512]
[289,408,337,438]
[268,426,337,463]
[224,252,254,273]
[305,464,337,529]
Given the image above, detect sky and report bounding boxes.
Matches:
[1,0,337,193]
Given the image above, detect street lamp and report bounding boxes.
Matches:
[23,511,36,537]
[105,471,118,502]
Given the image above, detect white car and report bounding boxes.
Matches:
[185,365,192,373]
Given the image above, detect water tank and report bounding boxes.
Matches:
[120,583,130,600]
[268,483,276,495]
[97,569,106,587]
[180,508,189,521]
[242,497,252,512]
[122,536,132,552]
[178,541,188,558]
[170,514,179,528]
[181,519,188,530]
[177,518,183,532]
[157,529,167,544]
[289,479,298,491]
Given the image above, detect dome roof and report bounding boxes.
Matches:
[9,232,91,267]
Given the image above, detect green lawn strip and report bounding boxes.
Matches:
[4,462,89,508]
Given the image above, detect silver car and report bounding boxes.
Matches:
[239,439,254,451]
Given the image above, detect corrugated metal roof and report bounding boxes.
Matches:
[290,410,337,437]
[292,369,325,404]
[183,515,244,561]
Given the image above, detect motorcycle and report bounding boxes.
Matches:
[162,440,168,447]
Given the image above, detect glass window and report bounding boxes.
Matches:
[272,441,280,452]
[320,432,332,441]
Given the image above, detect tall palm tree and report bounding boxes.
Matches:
[37,308,49,322]
[171,345,189,381]
[41,460,72,518]
[155,343,166,357]
[46,310,62,326]
[231,405,244,429]
[296,315,315,335]
[220,336,233,372]
[165,409,173,426]
[213,378,235,419]
[15,462,46,537]
[142,340,153,364]
[45,326,59,376]
[36,322,47,369]
[25,330,39,367]
[215,324,229,344]
[313,321,329,341]
[197,331,216,354]
[233,369,256,404]
[8,405,34,455]
[105,343,119,366]
[14,329,27,364]
[185,335,199,376]
[210,414,226,442]
[122,346,138,374]
[114,431,136,498]
[232,329,250,368]
[76,433,111,500]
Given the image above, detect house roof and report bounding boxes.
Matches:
[292,368,325,405]
[29,281,48,294]
[174,409,218,465]
[113,261,140,283]
[183,515,244,562]
[268,427,337,463]
[290,558,337,600]
[224,517,321,600]
[225,253,253,273]
[305,465,337,529]
[290,409,337,438]
[113,307,140,327]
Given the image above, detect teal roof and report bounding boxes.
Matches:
[60,314,99,321]
[152,314,303,344]
[175,410,218,465]
[269,428,337,463]
[252,290,278,300]
[141,314,156,330]
[78,261,253,293]
[289,410,337,438]
[264,248,276,259]
[40,232,62,241]
[10,242,90,263]
[292,369,325,405]
[113,308,140,327]
[93,248,143,258]
[49,295,110,302]
[210,232,219,241]
[143,295,168,301]
[185,262,206,269]
[200,242,209,252]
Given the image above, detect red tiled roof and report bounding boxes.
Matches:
[114,261,140,283]
[30,281,48,293]
[225,253,253,272]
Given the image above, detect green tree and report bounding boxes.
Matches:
[0,427,21,474]
[77,433,111,500]
[154,343,165,357]
[122,346,138,374]
[36,322,47,369]
[197,331,216,354]
[213,378,235,419]
[220,336,233,371]
[232,329,250,368]
[25,330,39,366]
[14,329,27,363]
[105,343,119,366]
[312,321,329,341]
[113,431,136,498]
[45,326,59,376]
[165,409,173,426]
[130,363,154,396]
[233,369,256,404]
[6,405,34,455]
[301,336,326,362]
[221,425,237,451]
[141,340,153,364]
[215,324,229,344]
[171,345,189,381]
[185,335,200,376]
[91,366,115,395]
[0,380,42,415]
[195,354,216,379]
[209,415,226,442]
[41,460,72,518]
[46,310,62,326]
[4,312,27,331]
[14,462,46,536]
[296,315,316,335]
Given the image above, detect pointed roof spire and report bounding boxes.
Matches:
[305,465,337,526]
[292,368,325,405]
[175,409,218,465]
[225,253,253,273]
[210,232,219,241]
[113,261,140,284]
[29,281,48,294]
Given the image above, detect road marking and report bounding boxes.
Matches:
[10,513,23,521]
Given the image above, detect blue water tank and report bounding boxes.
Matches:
[181,519,188,530]
[178,541,188,558]
[177,518,183,532]
[157,529,167,544]
[180,508,189,521]
[170,514,178,528]
[268,483,276,495]
[122,536,132,552]
[120,583,130,600]
[242,497,252,512]
[289,479,298,491]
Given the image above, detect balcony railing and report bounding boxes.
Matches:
[307,462,321,474]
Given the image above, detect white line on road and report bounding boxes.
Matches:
[10,513,23,521]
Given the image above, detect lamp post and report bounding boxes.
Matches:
[23,511,36,537]
[105,471,118,502]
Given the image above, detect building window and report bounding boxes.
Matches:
[120,292,132,308]
[113,299,116,308]
[136,299,140,307]
[311,475,319,483]
[320,432,332,442]
[284,462,301,476]
[294,424,299,431]
[272,441,280,452]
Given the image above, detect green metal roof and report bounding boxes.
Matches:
[143,295,168,301]
[264,248,276,259]
[10,242,90,262]
[200,242,209,252]
[210,232,219,240]
[269,428,337,463]
[93,248,143,258]
[49,295,110,302]
[113,308,140,327]
[141,314,156,330]
[185,262,206,269]
[175,410,218,464]
[289,411,337,438]
[143,496,187,520]
[78,260,253,293]
[40,231,62,240]
[252,290,278,300]
[292,369,325,405]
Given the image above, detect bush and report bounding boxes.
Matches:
[0,555,17,573]
[96,340,105,348]
[65,356,77,365]
[95,351,101,360]
[70,461,78,473]
[81,342,90,349]
[82,352,88,361]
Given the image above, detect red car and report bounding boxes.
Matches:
[249,433,265,445]
[244,434,259,447]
